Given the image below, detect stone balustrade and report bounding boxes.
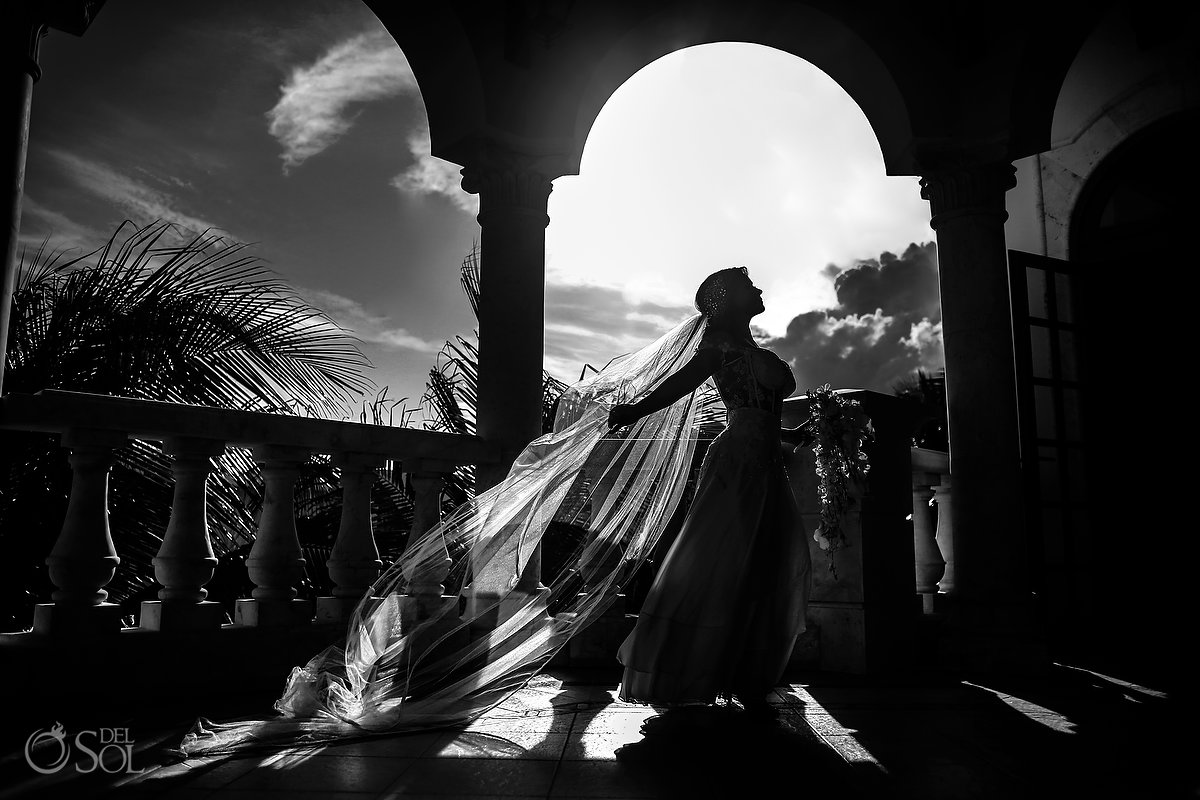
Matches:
[0,389,499,637]
[911,446,954,613]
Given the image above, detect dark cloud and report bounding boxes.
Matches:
[543,283,696,383]
[763,241,943,393]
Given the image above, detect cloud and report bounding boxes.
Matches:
[267,30,418,173]
[18,195,102,254]
[542,282,696,382]
[43,149,229,239]
[391,127,479,214]
[301,287,443,353]
[762,241,944,392]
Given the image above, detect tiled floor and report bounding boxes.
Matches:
[3,662,1194,799]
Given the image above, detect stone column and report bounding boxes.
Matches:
[920,162,1041,667]
[912,483,941,594]
[460,142,560,618]
[0,3,103,393]
[460,143,555,493]
[140,436,227,631]
[234,444,311,627]
[33,428,128,635]
[316,452,385,623]
[0,14,44,394]
[932,478,956,595]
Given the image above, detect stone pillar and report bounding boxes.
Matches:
[460,143,555,493]
[0,15,44,394]
[0,2,103,393]
[140,436,227,631]
[932,478,956,595]
[316,452,385,623]
[460,142,560,618]
[920,162,1041,667]
[912,483,941,594]
[235,444,311,627]
[33,428,128,635]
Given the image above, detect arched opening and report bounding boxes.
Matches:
[21,0,482,410]
[545,42,935,396]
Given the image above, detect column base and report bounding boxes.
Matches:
[139,600,226,632]
[567,610,635,665]
[921,591,957,615]
[462,586,551,635]
[32,602,123,637]
[234,598,313,627]
[314,595,371,624]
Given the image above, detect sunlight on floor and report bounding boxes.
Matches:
[959,680,1076,734]
[778,683,889,773]
[1053,662,1169,700]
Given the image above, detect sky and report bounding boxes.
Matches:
[21,0,940,422]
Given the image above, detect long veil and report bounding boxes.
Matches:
[170,312,711,758]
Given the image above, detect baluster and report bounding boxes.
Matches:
[234,444,310,627]
[34,428,128,635]
[316,452,385,623]
[140,437,227,631]
[912,479,943,612]
[398,461,465,652]
[933,477,956,594]
[403,465,453,614]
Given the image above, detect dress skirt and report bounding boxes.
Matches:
[616,407,812,704]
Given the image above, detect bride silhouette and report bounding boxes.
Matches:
[172,266,812,758]
[610,267,812,714]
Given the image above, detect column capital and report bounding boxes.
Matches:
[919,162,1016,230]
[459,141,561,227]
[11,1,106,81]
[8,16,47,81]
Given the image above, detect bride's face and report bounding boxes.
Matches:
[729,275,766,318]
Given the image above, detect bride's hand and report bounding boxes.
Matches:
[608,403,640,430]
[783,425,815,449]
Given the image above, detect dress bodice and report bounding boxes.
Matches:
[696,327,796,416]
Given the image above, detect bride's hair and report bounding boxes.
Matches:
[695,266,749,318]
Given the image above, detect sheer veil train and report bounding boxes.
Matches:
[170,312,713,758]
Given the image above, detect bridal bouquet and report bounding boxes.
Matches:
[802,385,873,571]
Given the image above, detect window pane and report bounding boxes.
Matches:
[1062,387,1083,441]
[1038,445,1061,502]
[1035,385,1057,438]
[1026,268,1049,318]
[1059,330,1080,381]
[1055,273,1074,323]
[1030,326,1053,379]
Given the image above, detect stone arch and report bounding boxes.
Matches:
[1038,1,1200,260]
[567,5,914,177]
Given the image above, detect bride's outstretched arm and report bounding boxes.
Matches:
[607,349,721,428]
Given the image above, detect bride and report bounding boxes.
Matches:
[610,267,812,715]
[172,266,813,758]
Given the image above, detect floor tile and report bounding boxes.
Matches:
[314,730,442,758]
[218,753,415,793]
[462,711,575,735]
[562,730,646,761]
[382,757,557,796]
[569,708,660,735]
[426,729,568,760]
[548,760,660,798]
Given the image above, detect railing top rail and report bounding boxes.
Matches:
[0,390,499,465]
[910,446,949,473]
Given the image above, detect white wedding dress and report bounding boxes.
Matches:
[617,325,812,704]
